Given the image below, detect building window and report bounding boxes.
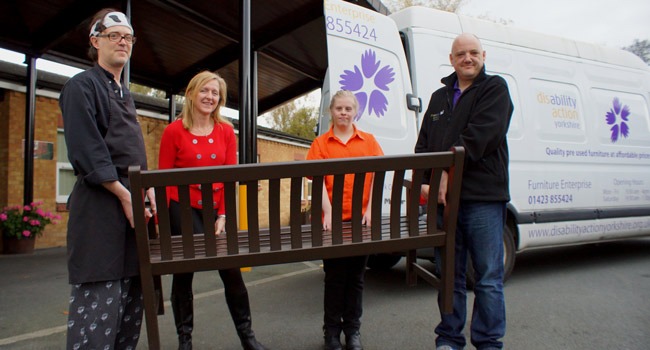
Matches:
[302,178,312,201]
[56,130,74,203]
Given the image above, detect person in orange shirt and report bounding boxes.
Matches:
[307,90,384,350]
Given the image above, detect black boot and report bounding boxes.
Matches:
[323,327,343,350]
[226,290,268,350]
[344,330,363,350]
[171,277,194,350]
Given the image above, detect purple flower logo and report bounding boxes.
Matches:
[339,50,395,121]
[605,98,630,143]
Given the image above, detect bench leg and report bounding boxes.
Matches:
[154,275,164,315]
[439,243,454,314]
[406,250,417,286]
[139,272,161,350]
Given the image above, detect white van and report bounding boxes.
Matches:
[319,0,650,280]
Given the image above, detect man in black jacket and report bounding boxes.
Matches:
[415,33,513,350]
[61,8,155,350]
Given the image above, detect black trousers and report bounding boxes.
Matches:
[323,255,369,335]
[168,201,248,326]
[66,277,143,350]
[171,270,247,309]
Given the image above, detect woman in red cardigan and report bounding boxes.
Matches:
[158,71,267,350]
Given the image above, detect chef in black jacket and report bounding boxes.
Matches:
[59,9,155,349]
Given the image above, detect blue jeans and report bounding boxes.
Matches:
[435,201,506,350]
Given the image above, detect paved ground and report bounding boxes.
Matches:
[1,238,649,349]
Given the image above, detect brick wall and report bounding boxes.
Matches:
[2,91,66,249]
[0,90,9,206]
[256,138,312,228]
[0,89,310,250]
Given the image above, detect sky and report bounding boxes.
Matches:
[1,0,648,124]
[459,0,650,48]
[2,0,647,76]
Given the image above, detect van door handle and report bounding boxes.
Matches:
[407,93,422,113]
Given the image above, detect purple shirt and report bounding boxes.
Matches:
[452,80,462,108]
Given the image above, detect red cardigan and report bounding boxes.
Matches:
[158,119,237,215]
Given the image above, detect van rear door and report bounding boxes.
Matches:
[321,0,419,213]
[322,0,417,156]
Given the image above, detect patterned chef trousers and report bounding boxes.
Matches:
[66,277,143,350]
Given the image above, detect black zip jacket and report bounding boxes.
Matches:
[415,67,513,202]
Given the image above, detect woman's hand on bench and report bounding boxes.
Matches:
[322,211,332,231]
[215,215,226,236]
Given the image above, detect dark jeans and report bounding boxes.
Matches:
[323,255,369,335]
[435,201,507,350]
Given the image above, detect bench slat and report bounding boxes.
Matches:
[331,174,345,245]
[351,173,365,243]
[310,176,324,247]
[154,187,173,261]
[390,169,404,239]
[370,171,385,240]
[408,169,425,237]
[224,181,238,255]
[268,178,282,251]
[244,180,261,253]
[200,183,217,256]
[290,177,303,249]
[147,218,445,271]
[149,217,435,260]
[177,185,195,259]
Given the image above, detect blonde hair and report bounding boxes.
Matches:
[329,90,359,112]
[179,71,232,129]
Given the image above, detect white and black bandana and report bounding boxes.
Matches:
[89,11,133,37]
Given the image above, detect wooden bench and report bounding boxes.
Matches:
[129,146,465,349]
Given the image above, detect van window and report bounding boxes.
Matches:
[318,88,331,135]
[530,79,586,143]
[495,73,522,140]
[435,65,522,140]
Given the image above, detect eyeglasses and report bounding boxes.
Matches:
[97,32,136,44]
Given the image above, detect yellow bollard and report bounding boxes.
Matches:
[239,184,248,230]
[239,184,251,272]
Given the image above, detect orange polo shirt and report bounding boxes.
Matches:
[306,125,384,221]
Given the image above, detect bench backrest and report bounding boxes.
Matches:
[129,147,464,270]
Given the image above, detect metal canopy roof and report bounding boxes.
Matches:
[0,0,389,113]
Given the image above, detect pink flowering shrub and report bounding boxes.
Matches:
[0,201,60,239]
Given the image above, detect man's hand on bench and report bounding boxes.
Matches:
[145,188,156,224]
[421,170,448,207]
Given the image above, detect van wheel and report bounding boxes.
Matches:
[366,254,402,270]
[466,223,516,289]
[502,223,516,282]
